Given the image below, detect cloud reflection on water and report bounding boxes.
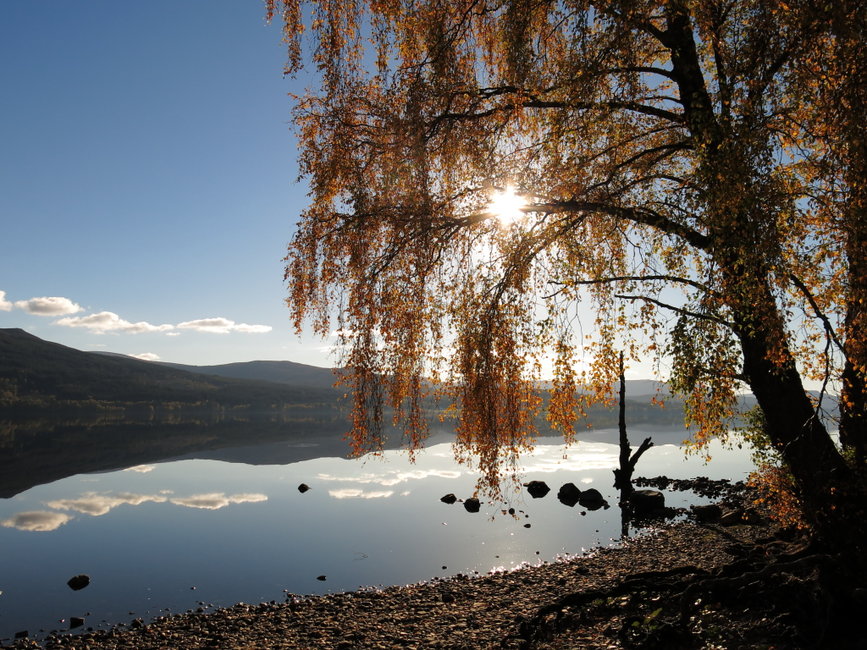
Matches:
[169,493,268,510]
[46,492,168,516]
[316,468,461,487]
[1,510,72,532]
[328,488,395,500]
[124,465,156,473]
[516,442,619,474]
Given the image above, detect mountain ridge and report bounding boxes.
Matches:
[0,327,340,410]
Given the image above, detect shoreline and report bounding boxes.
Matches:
[3,514,781,649]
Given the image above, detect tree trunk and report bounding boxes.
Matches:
[836,10,867,467]
[663,2,859,547]
[734,292,853,545]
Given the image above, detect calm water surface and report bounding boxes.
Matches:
[0,427,752,641]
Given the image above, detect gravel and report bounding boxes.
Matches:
[2,516,776,649]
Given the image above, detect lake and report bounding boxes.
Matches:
[0,419,753,642]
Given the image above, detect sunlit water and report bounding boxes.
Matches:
[0,429,752,641]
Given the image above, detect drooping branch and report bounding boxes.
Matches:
[531,201,711,250]
[553,274,713,294]
[614,294,733,329]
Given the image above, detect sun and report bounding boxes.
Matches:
[487,186,527,226]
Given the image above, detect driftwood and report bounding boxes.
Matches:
[612,352,653,496]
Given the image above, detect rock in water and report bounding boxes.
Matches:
[523,480,551,498]
[629,489,665,516]
[578,488,606,510]
[691,503,722,523]
[557,483,581,507]
[463,497,481,513]
[298,483,311,493]
[67,575,90,591]
[440,493,457,504]
[69,617,85,629]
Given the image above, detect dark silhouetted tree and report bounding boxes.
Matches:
[270,0,865,546]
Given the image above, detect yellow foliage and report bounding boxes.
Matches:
[269,0,864,509]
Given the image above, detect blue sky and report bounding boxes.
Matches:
[1,1,333,366]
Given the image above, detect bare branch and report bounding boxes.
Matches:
[614,293,732,328]
[532,201,711,250]
[554,274,713,294]
[789,274,845,355]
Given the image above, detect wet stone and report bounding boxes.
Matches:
[67,575,91,591]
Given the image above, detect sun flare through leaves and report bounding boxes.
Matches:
[487,186,528,227]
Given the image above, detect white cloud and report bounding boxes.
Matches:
[130,352,160,361]
[169,492,268,510]
[177,318,235,334]
[233,323,272,334]
[5,289,271,338]
[45,492,168,517]
[1,511,72,532]
[14,296,82,316]
[176,318,271,334]
[56,311,174,334]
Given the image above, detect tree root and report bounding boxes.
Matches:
[508,529,862,649]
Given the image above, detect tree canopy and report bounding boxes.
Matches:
[270,0,866,542]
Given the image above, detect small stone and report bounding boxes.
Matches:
[316,575,327,581]
[440,493,457,504]
[67,574,90,591]
[298,483,311,493]
[524,480,551,498]
[463,497,481,513]
[69,617,85,629]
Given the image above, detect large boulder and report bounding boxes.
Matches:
[578,488,606,511]
[524,480,551,498]
[557,483,581,507]
[629,489,665,516]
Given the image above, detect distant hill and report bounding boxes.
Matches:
[157,359,340,389]
[0,328,340,411]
